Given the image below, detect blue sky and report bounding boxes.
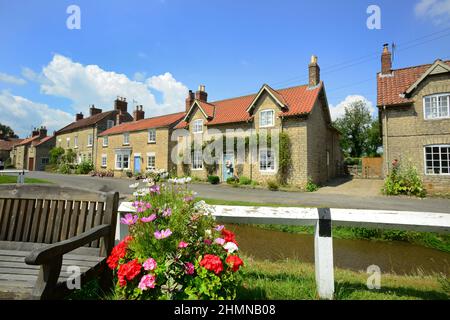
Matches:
[1,0,450,137]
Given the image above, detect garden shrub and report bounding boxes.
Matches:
[108,181,244,300]
[305,177,319,192]
[383,160,426,197]
[267,179,279,191]
[76,161,94,174]
[58,163,71,174]
[238,176,252,185]
[208,175,220,185]
[226,177,239,185]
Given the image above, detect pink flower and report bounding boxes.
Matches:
[150,185,160,194]
[184,262,195,275]
[162,208,172,217]
[146,202,152,209]
[141,214,157,223]
[215,225,225,232]
[178,241,189,248]
[184,196,194,202]
[204,239,212,245]
[154,229,172,240]
[138,274,156,291]
[214,238,225,246]
[120,213,138,225]
[143,258,157,271]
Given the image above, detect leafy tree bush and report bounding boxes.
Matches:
[382,160,426,197]
[226,177,239,185]
[49,147,65,165]
[238,176,252,185]
[208,175,220,185]
[305,178,319,192]
[58,163,71,174]
[76,161,94,174]
[267,179,279,191]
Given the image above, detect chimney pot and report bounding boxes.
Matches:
[381,44,392,75]
[195,85,208,103]
[76,112,84,121]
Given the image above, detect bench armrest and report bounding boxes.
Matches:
[25,224,112,265]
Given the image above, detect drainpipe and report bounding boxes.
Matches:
[383,105,389,176]
[93,125,97,169]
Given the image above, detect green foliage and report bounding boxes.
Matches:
[0,123,18,139]
[277,132,292,185]
[76,161,94,174]
[4,158,13,169]
[226,177,239,185]
[238,176,252,185]
[58,163,71,174]
[383,160,426,197]
[49,147,65,165]
[344,157,361,166]
[304,178,319,192]
[61,149,77,164]
[267,179,279,191]
[333,99,380,157]
[208,175,220,185]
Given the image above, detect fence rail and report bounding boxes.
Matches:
[117,202,450,299]
[0,169,28,184]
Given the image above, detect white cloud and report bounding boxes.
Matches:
[329,95,375,121]
[0,72,26,85]
[415,0,450,25]
[0,90,73,137]
[133,71,147,82]
[37,54,188,116]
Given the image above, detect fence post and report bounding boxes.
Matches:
[314,208,334,300]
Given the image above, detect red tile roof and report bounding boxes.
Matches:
[98,112,185,136]
[57,110,119,134]
[377,60,450,107]
[16,135,41,146]
[0,139,23,151]
[34,135,55,146]
[176,83,322,128]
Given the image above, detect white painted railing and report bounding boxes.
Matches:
[0,169,28,184]
[117,203,450,300]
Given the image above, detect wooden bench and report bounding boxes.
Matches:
[0,184,119,300]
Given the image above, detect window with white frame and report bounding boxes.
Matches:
[148,129,156,143]
[147,153,156,169]
[107,120,114,129]
[259,148,276,172]
[425,145,450,175]
[101,154,107,167]
[87,134,93,147]
[123,132,130,145]
[74,136,78,148]
[192,150,203,170]
[115,150,130,170]
[424,94,450,120]
[260,110,275,127]
[103,136,108,147]
[193,119,203,133]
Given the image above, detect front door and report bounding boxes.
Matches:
[28,157,34,171]
[222,153,235,181]
[134,156,141,174]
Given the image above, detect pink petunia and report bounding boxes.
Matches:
[162,208,172,217]
[215,225,225,232]
[214,238,226,246]
[149,185,160,194]
[138,274,156,291]
[184,262,195,275]
[120,213,139,225]
[143,258,157,271]
[154,229,172,240]
[178,241,189,248]
[141,214,157,223]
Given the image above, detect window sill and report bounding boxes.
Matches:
[192,168,204,171]
[148,141,156,144]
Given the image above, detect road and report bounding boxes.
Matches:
[25,171,450,213]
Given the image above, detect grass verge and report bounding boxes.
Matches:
[0,175,52,184]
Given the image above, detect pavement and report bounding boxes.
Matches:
[23,171,450,213]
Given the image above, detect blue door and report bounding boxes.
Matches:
[222,153,235,181]
[134,156,141,174]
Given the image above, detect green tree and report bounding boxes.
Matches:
[367,118,382,157]
[49,147,65,165]
[333,99,373,157]
[0,123,18,139]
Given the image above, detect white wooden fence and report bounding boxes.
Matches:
[117,203,450,300]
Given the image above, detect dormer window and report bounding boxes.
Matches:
[260,110,275,127]
[424,94,450,120]
[193,119,203,134]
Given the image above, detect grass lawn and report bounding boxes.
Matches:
[0,175,52,184]
[69,257,449,300]
[198,197,312,208]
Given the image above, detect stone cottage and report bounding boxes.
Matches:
[175,56,343,186]
[377,44,450,192]
[12,127,55,171]
[55,97,133,166]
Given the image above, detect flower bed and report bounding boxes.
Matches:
[107,178,244,300]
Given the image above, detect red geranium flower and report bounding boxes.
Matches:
[221,228,238,245]
[117,259,142,287]
[199,254,223,275]
[107,236,133,270]
[226,255,244,272]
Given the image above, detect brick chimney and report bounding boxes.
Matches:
[89,105,103,116]
[38,126,47,138]
[133,105,145,121]
[195,85,207,102]
[185,90,195,112]
[75,112,84,121]
[381,43,392,75]
[31,128,40,137]
[308,55,320,87]
[114,96,128,114]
